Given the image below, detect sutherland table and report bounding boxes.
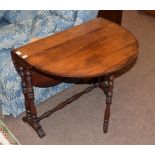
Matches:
[11,18,139,138]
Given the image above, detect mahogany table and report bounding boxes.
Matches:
[11,18,139,138]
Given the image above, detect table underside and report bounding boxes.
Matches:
[12,54,114,138]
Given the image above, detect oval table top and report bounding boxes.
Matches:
[13,18,139,78]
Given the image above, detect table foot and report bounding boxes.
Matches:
[22,116,46,138]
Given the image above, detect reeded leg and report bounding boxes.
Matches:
[103,74,114,133]
[20,68,45,138]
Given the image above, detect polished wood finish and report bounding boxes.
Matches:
[13,18,138,78]
[12,17,139,138]
[30,10,123,48]
[98,10,122,25]
[142,11,155,17]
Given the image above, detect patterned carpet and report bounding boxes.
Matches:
[0,120,20,145]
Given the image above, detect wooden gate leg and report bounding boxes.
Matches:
[103,74,114,133]
[21,69,45,138]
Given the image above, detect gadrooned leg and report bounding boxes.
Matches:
[103,74,114,133]
[21,68,45,138]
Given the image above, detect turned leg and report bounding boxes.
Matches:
[22,69,45,138]
[103,74,114,133]
[19,66,31,120]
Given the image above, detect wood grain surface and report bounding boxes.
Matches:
[13,18,139,78]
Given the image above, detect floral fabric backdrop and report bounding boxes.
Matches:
[0,10,98,117]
